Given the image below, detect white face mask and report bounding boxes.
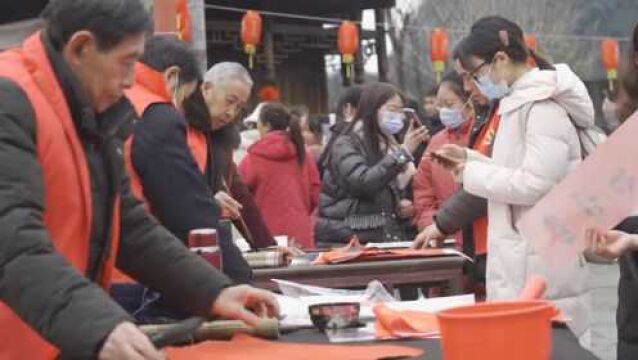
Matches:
[474,63,510,101]
[378,111,405,135]
[439,108,465,129]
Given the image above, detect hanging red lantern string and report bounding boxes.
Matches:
[241,10,263,69]
[601,38,619,92]
[524,34,537,67]
[338,21,359,81]
[430,28,448,83]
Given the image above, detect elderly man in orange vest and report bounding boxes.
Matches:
[124,36,278,258]
[0,1,278,359]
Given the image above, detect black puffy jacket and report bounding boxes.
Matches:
[315,129,412,246]
[615,217,638,359]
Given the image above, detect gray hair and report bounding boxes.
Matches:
[203,62,253,88]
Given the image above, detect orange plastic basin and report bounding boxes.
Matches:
[437,300,556,360]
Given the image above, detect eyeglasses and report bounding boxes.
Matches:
[468,61,489,83]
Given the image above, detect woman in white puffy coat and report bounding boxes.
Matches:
[427,17,593,344]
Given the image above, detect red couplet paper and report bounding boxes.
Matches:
[313,237,451,265]
[373,303,440,339]
[165,333,423,359]
[517,111,638,267]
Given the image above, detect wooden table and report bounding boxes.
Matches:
[252,255,465,295]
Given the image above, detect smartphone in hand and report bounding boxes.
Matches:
[403,108,424,129]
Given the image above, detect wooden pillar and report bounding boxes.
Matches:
[374,8,389,82]
[188,0,207,72]
[263,18,277,83]
[353,12,364,84]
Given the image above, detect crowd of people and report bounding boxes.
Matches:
[192,14,637,358]
[0,0,637,358]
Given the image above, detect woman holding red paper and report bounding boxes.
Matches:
[586,22,638,360]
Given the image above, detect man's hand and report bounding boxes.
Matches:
[99,322,164,360]
[411,223,445,249]
[398,199,416,219]
[211,285,280,327]
[214,191,243,219]
[585,228,638,260]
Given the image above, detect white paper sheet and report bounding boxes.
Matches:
[276,292,476,329]
[273,279,367,297]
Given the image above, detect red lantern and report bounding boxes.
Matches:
[601,38,619,72]
[524,34,537,67]
[601,38,619,91]
[241,10,262,69]
[524,34,537,51]
[258,85,280,102]
[430,28,448,82]
[175,0,192,42]
[338,21,359,81]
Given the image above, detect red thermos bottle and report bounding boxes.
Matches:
[188,228,223,269]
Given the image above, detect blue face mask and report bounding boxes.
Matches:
[378,111,405,135]
[474,66,510,101]
[439,108,465,129]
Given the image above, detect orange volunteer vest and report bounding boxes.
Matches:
[124,62,209,200]
[0,32,122,359]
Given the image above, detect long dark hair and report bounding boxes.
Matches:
[259,102,306,165]
[307,114,327,144]
[348,82,401,158]
[618,23,638,122]
[457,16,554,71]
[440,70,469,102]
[336,85,364,121]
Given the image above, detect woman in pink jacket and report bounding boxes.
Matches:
[413,71,475,247]
[239,103,320,249]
